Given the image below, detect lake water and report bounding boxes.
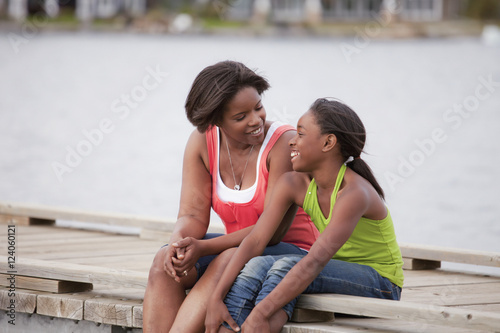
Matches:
[1,31,499,274]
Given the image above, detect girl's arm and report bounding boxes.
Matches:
[243,185,373,331]
[204,172,304,332]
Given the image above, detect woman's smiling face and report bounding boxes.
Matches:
[219,86,266,146]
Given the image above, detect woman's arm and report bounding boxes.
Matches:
[242,185,372,331]
[163,130,213,278]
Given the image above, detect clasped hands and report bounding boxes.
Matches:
[163,236,202,282]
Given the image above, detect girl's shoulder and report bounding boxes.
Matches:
[338,168,372,199]
[340,168,387,220]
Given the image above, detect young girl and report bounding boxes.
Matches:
[205,98,404,333]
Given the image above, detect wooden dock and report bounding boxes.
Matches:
[1,202,500,332]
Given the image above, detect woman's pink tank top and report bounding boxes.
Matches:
[206,123,319,251]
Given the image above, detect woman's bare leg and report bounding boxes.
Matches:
[170,248,237,333]
[143,248,197,333]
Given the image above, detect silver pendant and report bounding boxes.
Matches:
[234,185,240,191]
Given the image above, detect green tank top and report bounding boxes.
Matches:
[303,164,404,288]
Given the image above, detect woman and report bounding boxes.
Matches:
[205,98,404,333]
[142,61,319,332]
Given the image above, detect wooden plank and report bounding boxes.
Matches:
[13,234,140,248]
[324,316,488,333]
[457,303,500,313]
[37,293,85,320]
[290,308,335,323]
[0,288,37,314]
[399,243,500,267]
[140,224,225,240]
[84,297,141,327]
[55,253,155,266]
[0,214,55,226]
[23,244,161,261]
[0,201,176,231]
[295,293,500,331]
[402,282,500,306]
[0,256,148,288]
[403,269,500,288]
[0,201,227,234]
[140,228,171,241]
[53,254,156,273]
[0,274,92,293]
[0,215,30,225]
[133,305,143,328]
[403,258,441,270]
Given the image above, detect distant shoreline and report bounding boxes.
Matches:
[0,18,493,39]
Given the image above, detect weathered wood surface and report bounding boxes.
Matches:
[296,294,500,331]
[400,242,500,267]
[1,223,500,332]
[0,201,225,234]
[0,274,92,293]
[0,256,149,289]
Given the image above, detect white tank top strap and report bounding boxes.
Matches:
[216,121,283,203]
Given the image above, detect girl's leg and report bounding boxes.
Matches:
[254,256,402,322]
[220,246,307,330]
[222,255,291,329]
[301,259,401,300]
[142,247,197,333]
[170,248,237,333]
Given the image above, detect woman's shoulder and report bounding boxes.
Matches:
[280,171,312,205]
[265,121,296,150]
[185,128,209,170]
[265,120,296,134]
[186,128,208,148]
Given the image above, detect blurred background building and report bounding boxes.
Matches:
[0,0,499,34]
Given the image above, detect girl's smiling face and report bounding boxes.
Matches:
[289,110,326,172]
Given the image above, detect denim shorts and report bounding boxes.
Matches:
[193,233,308,281]
[223,254,402,328]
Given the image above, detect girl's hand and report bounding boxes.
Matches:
[241,309,271,333]
[205,296,240,333]
[171,237,203,276]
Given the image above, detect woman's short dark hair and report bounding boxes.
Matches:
[185,61,270,133]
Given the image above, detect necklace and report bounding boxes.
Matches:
[225,137,254,191]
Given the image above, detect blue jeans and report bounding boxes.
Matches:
[194,234,307,280]
[223,254,402,328]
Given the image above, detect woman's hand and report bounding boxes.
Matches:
[170,237,203,276]
[205,296,240,333]
[241,309,271,333]
[162,243,185,283]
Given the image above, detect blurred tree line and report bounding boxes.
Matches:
[147,0,500,20]
[464,0,500,20]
